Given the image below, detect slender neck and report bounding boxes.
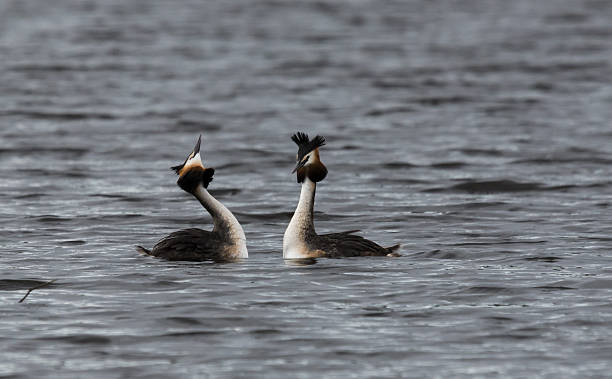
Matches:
[283,177,318,258]
[289,177,317,236]
[193,184,247,251]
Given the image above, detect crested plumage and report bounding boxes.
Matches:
[283,131,400,259]
[292,132,326,162]
[137,135,247,262]
[291,132,328,184]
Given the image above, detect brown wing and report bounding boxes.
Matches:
[150,228,228,261]
[317,230,392,257]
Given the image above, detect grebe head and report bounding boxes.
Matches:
[290,132,327,183]
[171,135,215,193]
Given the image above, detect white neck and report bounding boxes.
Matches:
[193,184,248,258]
[283,177,316,258]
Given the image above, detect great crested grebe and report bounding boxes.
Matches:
[283,132,400,259]
[136,135,247,261]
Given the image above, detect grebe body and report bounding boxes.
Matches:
[283,132,400,259]
[137,136,247,262]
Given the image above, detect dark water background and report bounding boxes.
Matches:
[1,0,611,377]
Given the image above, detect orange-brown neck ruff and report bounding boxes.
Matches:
[177,167,215,193]
[297,149,327,183]
[176,152,204,176]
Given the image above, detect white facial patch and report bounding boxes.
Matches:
[302,152,314,166]
[179,152,204,175]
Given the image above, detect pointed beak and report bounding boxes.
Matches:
[292,159,306,173]
[192,134,202,156]
[171,135,204,175]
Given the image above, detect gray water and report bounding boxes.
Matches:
[1,0,611,377]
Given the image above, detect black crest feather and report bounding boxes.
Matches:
[291,132,326,160]
[171,164,182,174]
[291,132,310,146]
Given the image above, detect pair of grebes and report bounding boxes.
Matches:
[137,132,400,261]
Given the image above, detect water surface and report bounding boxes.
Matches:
[1,0,611,377]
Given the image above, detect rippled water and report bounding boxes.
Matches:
[1,0,612,377]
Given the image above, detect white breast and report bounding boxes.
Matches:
[283,225,310,259]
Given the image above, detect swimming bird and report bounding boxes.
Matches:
[283,132,400,259]
[136,135,247,261]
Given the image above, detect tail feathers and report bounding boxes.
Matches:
[385,244,401,257]
[136,245,152,255]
